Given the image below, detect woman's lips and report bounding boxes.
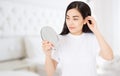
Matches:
[69,27,75,30]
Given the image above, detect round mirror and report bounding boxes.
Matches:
[40,26,59,47]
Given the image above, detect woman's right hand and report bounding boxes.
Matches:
[42,40,54,57]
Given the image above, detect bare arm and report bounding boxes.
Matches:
[86,16,114,60]
[93,30,113,60]
[45,55,58,76]
[42,40,58,76]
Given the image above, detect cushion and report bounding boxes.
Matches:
[24,36,45,64]
[0,37,25,62]
[0,59,30,70]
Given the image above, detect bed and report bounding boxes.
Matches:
[0,71,39,76]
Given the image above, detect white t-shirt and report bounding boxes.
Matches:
[52,33,100,76]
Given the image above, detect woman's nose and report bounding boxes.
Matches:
[67,20,73,25]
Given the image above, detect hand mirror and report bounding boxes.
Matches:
[40,26,59,47]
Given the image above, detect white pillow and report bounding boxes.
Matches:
[24,36,45,64]
[0,37,25,62]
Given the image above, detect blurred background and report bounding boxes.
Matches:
[0,0,120,76]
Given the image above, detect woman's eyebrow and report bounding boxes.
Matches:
[66,15,79,18]
[73,15,79,18]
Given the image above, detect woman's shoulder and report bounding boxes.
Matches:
[58,34,67,39]
[84,33,95,37]
[83,33,96,40]
[58,34,63,39]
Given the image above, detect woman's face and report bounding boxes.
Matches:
[66,8,85,35]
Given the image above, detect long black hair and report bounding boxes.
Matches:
[60,1,92,35]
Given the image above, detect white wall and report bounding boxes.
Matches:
[93,0,113,45]
[112,0,120,55]
[93,0,120,55]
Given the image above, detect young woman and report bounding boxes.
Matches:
[42,1,113,76]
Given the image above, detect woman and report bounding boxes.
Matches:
[42,1,113,76]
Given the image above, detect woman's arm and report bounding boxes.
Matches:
[45,55,58,76]
[86,16,114,60]
[42,40,58,76]
[93,30,114,60]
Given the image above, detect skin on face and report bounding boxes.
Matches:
[66,8,86,35]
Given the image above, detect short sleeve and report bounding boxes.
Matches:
[51,49,60,63]
[92,35,100,55]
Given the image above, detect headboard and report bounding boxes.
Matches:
[0,1,64,36]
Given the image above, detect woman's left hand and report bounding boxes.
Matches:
[85,16,98,33]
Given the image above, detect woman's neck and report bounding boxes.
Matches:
[70,32,83,36]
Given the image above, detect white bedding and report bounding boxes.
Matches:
[0,71,39,76]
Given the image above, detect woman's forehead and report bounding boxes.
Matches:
[66,9,82,17]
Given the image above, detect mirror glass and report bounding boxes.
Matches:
[40,26,59,47]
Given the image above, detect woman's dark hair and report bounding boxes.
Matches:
[60,1,92,35]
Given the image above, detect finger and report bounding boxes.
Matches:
[86,20,90,25]
[42,40,50,45]
[86,16,93,20]
[42,44,51,49]
[45,41,54,47]
[84,16,91,24]
[86,17,97,26]
[42,45,52,51]
[42,43,53,49]
[42,40,47,44]
[86,16,94,22]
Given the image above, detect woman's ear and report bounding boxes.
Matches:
[83,17,89,25]
[83,19,87,25]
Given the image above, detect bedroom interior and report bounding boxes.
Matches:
[0,0,120,76]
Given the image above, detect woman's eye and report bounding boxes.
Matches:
[66,18,69,20]
[74,18,78,20]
